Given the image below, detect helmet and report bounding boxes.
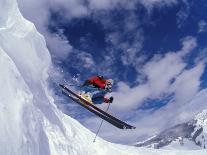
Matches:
[105,79,113,92]
[106,79,113,85]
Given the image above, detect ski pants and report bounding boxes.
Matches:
[81,85,107,104]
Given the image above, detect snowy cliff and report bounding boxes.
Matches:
[1,0,207,155]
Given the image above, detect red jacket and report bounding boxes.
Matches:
[87,76,107,89]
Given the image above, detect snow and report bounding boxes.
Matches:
[163,138,201,150]
[1,0,207,154]
[194,110,207,149]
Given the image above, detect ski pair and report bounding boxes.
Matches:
[59,84,135,129]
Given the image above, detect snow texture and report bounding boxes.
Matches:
[0,0,207,154]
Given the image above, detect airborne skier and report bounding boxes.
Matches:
[80,75,114,104]
[59,75,136,129]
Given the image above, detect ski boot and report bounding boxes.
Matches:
[79,92,93,105]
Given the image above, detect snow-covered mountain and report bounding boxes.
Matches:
[1,0,207,154]
[135,109,207,150]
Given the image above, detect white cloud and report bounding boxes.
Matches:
[119,36,198,90]
[103,10,143,68]
[176,0,190,28]
[50,0,88,19]
[88,0,117,10]
[121,48,138,65]
[111,36,198,112]
[137,37,197,98]
[77,52,95,69]
[142,52,186,97]
[179,36,197,56]
[195,47,207,64]
[88,0,179,12]
[88,0,138,10]
[140,0,178,12]
[169,63,205,106]
[46,33,73,59]
[198,20,207,33]
[111,83,150,112]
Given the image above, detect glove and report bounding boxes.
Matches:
[109,97,113,103]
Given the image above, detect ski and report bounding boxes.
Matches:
[62,90,126,129]
[59,84,136,129]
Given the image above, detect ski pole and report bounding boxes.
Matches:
[93,103,111,143]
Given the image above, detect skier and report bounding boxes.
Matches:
[59,80,136,129]
[80,75,114,104]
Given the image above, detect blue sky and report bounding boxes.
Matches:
[19,0,207,144]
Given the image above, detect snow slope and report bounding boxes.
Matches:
[1,0,207,154]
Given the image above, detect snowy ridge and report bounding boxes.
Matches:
[1,0,207,154]
[135,108,207,151]
[195,109,207,126]
[135,121,198,149]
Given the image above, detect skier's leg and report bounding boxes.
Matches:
[91,90,106,104]
[92,96,104,104]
